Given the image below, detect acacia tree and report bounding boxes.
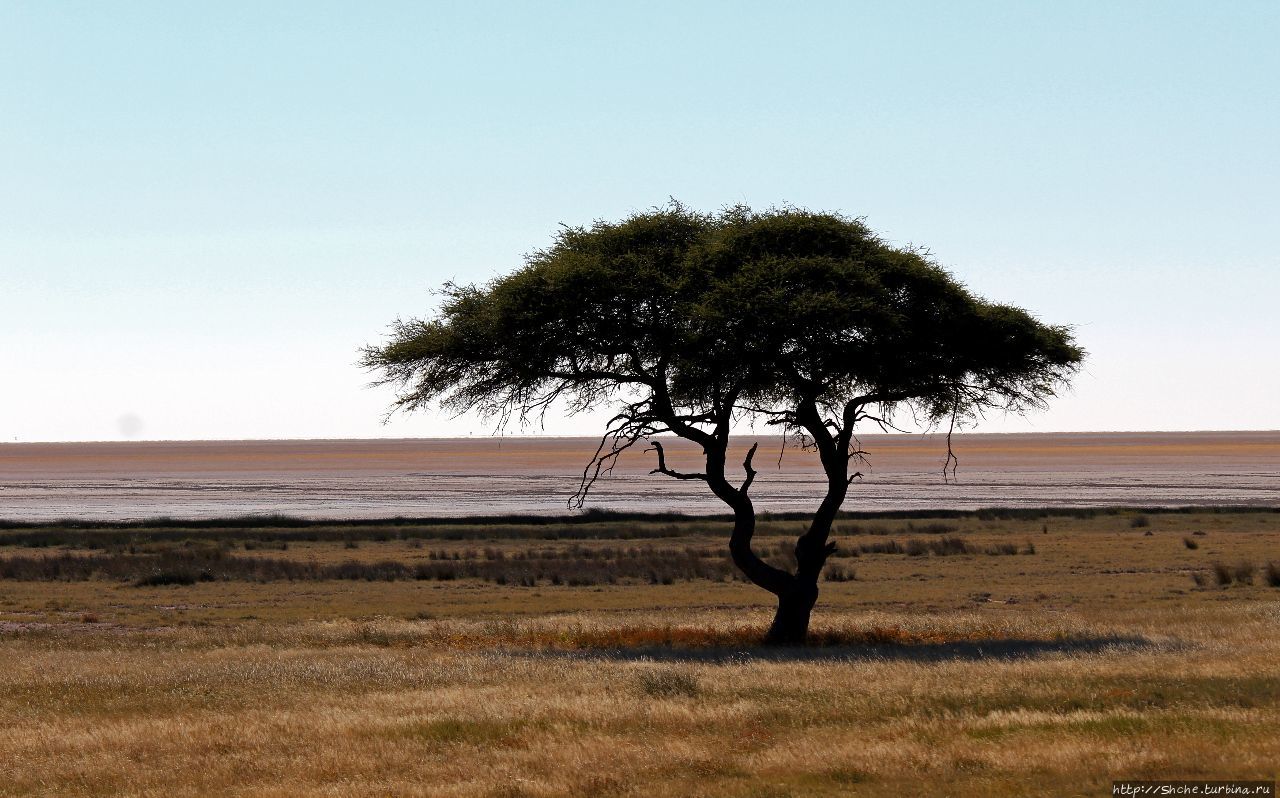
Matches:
[362,205,1083,644]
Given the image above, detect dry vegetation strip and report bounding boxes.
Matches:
[0,535,1035,588]
[1,509,1278,796]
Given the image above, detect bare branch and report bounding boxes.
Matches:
[942,395,960,484]
[570,407,660,508]
[863,414,912,434]
[741,442,759,494]
[647,440,708,482]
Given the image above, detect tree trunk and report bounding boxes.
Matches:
[764,576,819,645]
[697,434,832,646]
[765,498,840,646]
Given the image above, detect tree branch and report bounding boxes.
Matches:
[649,369,715,449]
[570,407,660,508]
[647,440,707,481]
[740,442,759,494]
[942,393,961,483]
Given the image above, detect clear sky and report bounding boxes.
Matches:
[2,1,1277,442]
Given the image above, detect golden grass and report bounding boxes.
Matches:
[1,510,1279,796]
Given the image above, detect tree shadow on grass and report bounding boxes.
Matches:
[529,635,1170,664]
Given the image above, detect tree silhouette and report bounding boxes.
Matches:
[362,204,1083,644]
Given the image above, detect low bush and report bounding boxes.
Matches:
[1202,561,1261,587]
[134,569,201,587]
[1234,562,1256,585]
[1213,563,1234,586]
[825,565,856,582]
[905,538,930,557]
[0,545,739,587]
[858,540,904,555]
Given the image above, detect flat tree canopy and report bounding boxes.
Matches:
[363,204,1083,643]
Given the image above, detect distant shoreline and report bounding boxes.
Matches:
[5,429,1280,446]
[4,432,1277,523]
[3,504,1278,531]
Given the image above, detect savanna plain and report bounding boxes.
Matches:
[2,509,1279,797]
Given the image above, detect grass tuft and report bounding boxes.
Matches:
[1203,561,1262,587]
[635,668,701,698]
[1234,562,1256,585]
[133,569,203,587]
[825,564,857,582]
[1212,563,1234,586]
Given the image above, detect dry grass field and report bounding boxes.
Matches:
[1,509,1278,796]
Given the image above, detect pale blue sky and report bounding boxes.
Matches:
[2,1,1277,441]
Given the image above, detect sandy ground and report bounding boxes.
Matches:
[1,431,1277,520]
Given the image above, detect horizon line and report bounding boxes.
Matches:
[4,429,1280,446]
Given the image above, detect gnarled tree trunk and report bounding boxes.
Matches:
[763,509,840,645]
[649,393,850,646]
[764,578,820,645]
[755,397,854,644]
